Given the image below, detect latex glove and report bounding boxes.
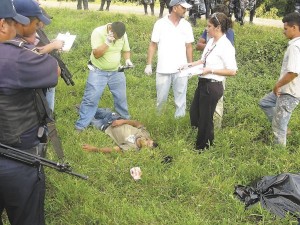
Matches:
[125,59,133,67]
[144,64,152,75]
[178,63,192,71]
[51,39,64,50]
[105,31,115,46]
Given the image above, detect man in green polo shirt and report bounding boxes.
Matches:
[76,22,133,132]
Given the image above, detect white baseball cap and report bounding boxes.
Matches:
[169,0,192,9]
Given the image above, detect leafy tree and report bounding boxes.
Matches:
[257,0,296,17]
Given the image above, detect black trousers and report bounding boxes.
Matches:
[99,0,111,10]
[77,0,89,10]
[190,79,223,150]
[159,0,170,17]
[143,3,154,15]
[0,158,45,225]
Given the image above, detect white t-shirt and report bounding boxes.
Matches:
[151,15,194,74]
[200,34,237,82]
[279,37,300,98]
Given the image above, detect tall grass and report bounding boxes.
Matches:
[5,8,300,225]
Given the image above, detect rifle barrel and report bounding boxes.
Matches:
[0,143,87,180]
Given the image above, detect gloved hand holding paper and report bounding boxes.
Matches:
[55,32,76,52]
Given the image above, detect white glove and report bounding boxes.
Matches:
[105,31,115,46]
[125,59,133,67]
[178,63,192,71]
[144,64,152,75]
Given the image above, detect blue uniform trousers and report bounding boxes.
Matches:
[0,158,45,225]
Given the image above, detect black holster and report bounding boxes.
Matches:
[26,143,47,157]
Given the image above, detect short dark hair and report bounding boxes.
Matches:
[282,12,300,29]
[213,4,230,17]
[111,22,126,38]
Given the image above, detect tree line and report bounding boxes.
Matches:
[63,0,298,18]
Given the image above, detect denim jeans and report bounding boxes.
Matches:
[46,87,55,112]
[75,68,130,130]
[156,72,188,118]
[90,108,122,131]
[259,92,299,146]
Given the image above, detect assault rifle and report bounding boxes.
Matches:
[0,143,88,180]
[51,50,75,86]
[36,29,75,86]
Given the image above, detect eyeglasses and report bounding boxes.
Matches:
[211,13,220,25]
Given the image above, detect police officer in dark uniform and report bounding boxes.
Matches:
[159,0,171,18]
[229,0,256,25]
[0,0,59,224]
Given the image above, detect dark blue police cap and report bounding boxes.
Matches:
[13,0,51,25]
[0,0,30,25]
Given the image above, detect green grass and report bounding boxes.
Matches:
[5,8,300,225]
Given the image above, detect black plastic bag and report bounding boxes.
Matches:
[234,173,300,220]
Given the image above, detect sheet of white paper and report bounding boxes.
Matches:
[178,64,204,77]
[56,32,76,52]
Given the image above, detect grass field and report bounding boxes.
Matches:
[4,7,300,225]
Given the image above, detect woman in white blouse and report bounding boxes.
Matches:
[188,12,238,151]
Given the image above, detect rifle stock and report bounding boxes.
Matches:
[0,143,88,180]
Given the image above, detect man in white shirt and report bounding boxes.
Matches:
[259,12,300,147]
[144,0,194,118]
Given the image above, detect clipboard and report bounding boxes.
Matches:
[178,64,204,77]
[55,32,76,52]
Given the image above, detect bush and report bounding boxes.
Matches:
[255,3,280,19]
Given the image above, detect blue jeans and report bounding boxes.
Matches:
[91,108,122,131]
[75,69,130,130]
[259,92,299,146]
[46,87,55,112]
[156,72,188,118]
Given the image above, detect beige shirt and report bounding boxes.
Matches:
[279,37,300,98]
[105,124,150,151]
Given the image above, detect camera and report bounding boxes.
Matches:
[118,65,134,72]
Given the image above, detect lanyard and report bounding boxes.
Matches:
[203,43,216,67]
